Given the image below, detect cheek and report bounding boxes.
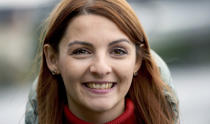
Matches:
[58,59,90,98]
[58,57,89,84]
[113,59,136,82]
[114,60,135,96]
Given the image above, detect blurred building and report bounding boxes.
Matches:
[0,0,57,85]
[128,0,210,66]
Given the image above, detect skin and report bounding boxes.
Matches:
[44,14,141,123]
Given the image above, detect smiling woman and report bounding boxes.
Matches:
[25,0,179,124]
[44,14,141,123]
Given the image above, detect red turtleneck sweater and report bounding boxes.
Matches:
[63,99,137,124]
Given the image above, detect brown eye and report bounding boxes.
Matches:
[111,47,128,56]
[71,48,91,55]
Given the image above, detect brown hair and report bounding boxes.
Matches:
[37,0,175,123]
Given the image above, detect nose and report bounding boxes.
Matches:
[89,56,112,77]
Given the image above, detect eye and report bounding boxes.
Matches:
[71,48,91,55]
[110,47,128,56]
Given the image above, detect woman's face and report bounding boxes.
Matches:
[51,14,141,116]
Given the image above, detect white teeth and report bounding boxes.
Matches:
[86,83,113,89]
[105,83,108,88]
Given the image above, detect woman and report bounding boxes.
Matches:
[25,0,179,124]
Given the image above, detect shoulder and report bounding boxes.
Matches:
[150,50,179,123]
[25,78,38,124]
[150,49,173,88]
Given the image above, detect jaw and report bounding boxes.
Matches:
[67,93,125,124]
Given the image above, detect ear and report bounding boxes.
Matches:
[43,44,59,74]
[134,56,142,74]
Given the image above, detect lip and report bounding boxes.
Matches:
[82,81,116,84]
[82,81,117,94]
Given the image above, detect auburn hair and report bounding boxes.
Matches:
[37,0,175,123]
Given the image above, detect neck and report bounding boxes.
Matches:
[67,99,125,123]
[64,99,137,124]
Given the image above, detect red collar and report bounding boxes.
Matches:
[64,99,137,124]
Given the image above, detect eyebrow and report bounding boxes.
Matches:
[108,39,130,46]
[68,41,93,47]
[67,38,130,47]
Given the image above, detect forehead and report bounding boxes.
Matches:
[68,14,119,32]
[62,14,130,44]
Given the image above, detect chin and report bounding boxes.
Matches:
[86,99,116,112]
[90,105,113,113]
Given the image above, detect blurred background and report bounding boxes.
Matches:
[0,0,209,123]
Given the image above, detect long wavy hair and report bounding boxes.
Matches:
[37,0,175,123]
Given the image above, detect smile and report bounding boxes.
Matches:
[83,82,116,89]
